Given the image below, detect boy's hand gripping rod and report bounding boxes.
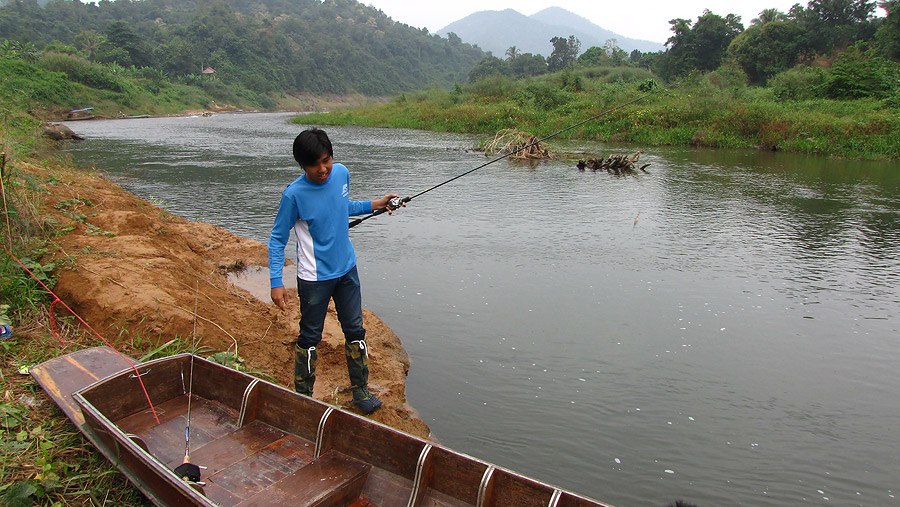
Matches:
[348,90,659,229]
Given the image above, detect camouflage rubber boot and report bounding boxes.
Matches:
[346,339,382,414]
[294,344,317,396]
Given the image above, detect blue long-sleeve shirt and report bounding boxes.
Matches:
[268,163,372,286]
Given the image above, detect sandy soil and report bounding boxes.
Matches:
[33,162,431,438]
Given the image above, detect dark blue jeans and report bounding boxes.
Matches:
[296,266,365,349]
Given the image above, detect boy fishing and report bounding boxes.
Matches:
[268,128,397,415]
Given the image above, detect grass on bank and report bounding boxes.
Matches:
[296,64,900,160]
[0,117,149,504]
[0,51,288,503]
[0,103,235,505]
[1,48,269,119]
[0,151,275,505]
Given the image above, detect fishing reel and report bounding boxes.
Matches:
[349,196,410,228]
[175,461,202,483]
[386,196,409,215]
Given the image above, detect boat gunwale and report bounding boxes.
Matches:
[73,352,194,399]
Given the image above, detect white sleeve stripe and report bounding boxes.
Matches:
[294,220,317,281]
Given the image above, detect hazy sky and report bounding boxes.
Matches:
[361,1,808,43]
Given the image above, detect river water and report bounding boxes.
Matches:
[63,112,899,507]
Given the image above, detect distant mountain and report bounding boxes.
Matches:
[438,6,665,57]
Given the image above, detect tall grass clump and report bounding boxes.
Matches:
[39,52,125,93]
[0,59,72,112]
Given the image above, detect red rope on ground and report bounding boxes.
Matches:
[49,298,65,343]
[0,240,160,425]
[0,158,12,246]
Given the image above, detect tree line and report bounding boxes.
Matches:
[2,0,898,106]
[467,0,899,101]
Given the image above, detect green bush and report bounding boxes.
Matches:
[577,66,614,80]
[516,82,570,110]
[42,42,77,55]
[769,65,825,101]
[882,91,900,109]
[0,40,40,63]
[598,66,656,84]
[558,70,583,92]
[705,62,749,91]
[569,66,655,85]
[466,75,519,98]
[817,46,900,99]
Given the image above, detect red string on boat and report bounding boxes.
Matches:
[0,241,160,425]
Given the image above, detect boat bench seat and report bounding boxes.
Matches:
[236,449,372,507]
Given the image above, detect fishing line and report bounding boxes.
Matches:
[349,89,661,228]
[185,281,196,460]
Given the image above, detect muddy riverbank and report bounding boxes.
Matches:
[33,160,430,437]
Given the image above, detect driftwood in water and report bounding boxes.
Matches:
[577,151,649,175]
[482,129,552,160]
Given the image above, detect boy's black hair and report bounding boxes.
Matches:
[292,128,333,168]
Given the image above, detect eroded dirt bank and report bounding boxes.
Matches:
[35,161,430,437]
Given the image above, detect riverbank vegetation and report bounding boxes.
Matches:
[0,91,148,503]
[297,0,900,160]
[2,39,228,118]
[298,55,899,160]
[3,0,898,159]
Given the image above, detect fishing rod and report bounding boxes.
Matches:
[349,89,660,228]
[174,281,202,484]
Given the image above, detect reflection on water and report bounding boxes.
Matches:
[65,113,900,507]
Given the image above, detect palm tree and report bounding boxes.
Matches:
[751,8,787,26]
[505,46,519,61]
[75,30,103,60]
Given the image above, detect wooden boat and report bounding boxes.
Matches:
[31,347,614,507]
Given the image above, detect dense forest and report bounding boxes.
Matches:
[0,0,485,100]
